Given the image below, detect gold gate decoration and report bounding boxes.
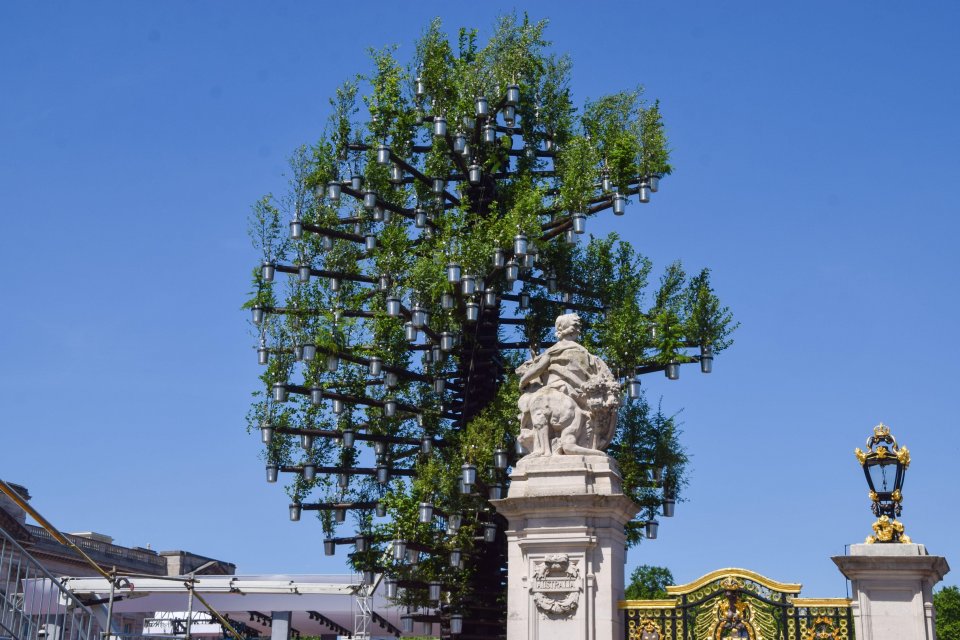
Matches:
[620,568,852,640]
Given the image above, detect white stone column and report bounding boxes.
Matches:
[833,543,949,640]
[492,455,639,640]
[270,611,290,640]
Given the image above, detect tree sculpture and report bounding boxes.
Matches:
[245,15,735,639]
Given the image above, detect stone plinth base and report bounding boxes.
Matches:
[833,543,950,640]
[492,455,639,640]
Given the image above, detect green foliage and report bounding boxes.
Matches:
[625,565,674,600]
[610,398,688,546]
[243,12,734,621]
[936,586,960,640]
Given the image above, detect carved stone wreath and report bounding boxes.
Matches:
[531,554,582,616]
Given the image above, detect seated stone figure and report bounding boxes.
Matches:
[516,313,621,457]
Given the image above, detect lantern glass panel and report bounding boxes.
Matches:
[867,461,897,494]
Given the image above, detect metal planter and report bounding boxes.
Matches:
[384,398,397,417]
[468,164,482,185]
[351,174,363,191]
[447,513,462,535]
[419,502,434,523]
[665,362,680,380]
[639,180,651,203]
[327,181,341,204]
[433,116,447,137]
[261,261,275,282]
[385,296,401,317]
[465,300,479,321]
[494,448,508,470]
[377,464,390,485]
[266,464,278,483]
[449,548,462,568]
[572,212,586,234]
[440,331,455,351]
[290,219,302,240]
[429,581,442,602]
[649,175,660,192]
[363,190,377,210]
[483,522,497,543]
[506,84,520,105]
[505,259,519,282]
[475,96,489,117]
[326,354,340,372]
[301,343,316,361]
[303,463,315,481]
[341,429,355,448]
[376,145,391,165]
[613,193,626,215]
[289,503,301,521]
[323,539,336,556]
[461,463,477,486]
[260,422,274,444]
[272,382,288,403]
[389,164,403,184]
[421,435,433,454]
[332,398,344,414]
[663,498,676,518]
[257,346,269,365]
[628,379,641,399]
[483,124,496,144]
[404,322,418,342]
[365,234,376,252]
[433,178,446,195]
[461,274,476,295]
[301,434,314,450]
[645,520,659,539]
[310,386,323,406]
[513,233,528,256]
[368,356,382,376]
[415,208,428,228]
[700,345,714,374]
[252,305,265,325]
[446,262,462,284]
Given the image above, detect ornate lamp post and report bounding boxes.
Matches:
[855,423,911,543]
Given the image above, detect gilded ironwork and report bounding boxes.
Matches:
[856,422,910,542]
[804,616,839,640]
[622,569,852,640]
[866,516,911,544]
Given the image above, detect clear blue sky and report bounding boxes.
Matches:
[2,2,958,598]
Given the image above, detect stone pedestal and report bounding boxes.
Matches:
[492,455,640,640]
[833,543,950,640]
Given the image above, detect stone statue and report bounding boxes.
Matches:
[516,313,621,457]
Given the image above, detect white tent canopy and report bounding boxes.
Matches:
[58,574,405,639]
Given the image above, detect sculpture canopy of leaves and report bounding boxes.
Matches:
[243,13,735,632]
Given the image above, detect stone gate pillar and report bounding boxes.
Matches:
[492,455,640,640]
[833,543,949,640]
